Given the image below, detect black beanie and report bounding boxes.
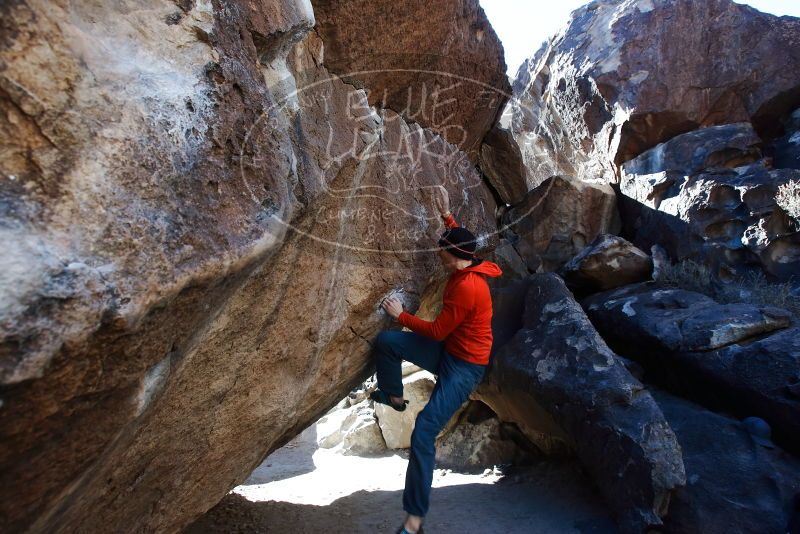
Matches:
[438,227,478,260]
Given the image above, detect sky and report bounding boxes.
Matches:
[479,0,800,78]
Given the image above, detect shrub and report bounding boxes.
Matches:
[776,179,800,221]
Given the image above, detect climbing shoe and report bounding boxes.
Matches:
[370,389,409,412]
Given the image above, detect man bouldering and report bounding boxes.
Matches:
[371,187,502,534]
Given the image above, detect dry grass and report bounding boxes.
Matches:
[657,259,800,319]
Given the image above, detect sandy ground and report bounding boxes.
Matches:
[186,422,620,533]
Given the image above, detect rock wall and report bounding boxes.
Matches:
[312,0,511,162]
[0,1,505,531]
[618,123,800,280]
[508,0,800,185]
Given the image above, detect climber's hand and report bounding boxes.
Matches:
[432,185,450,218]
[381,297,404,319]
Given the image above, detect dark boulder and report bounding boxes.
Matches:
[652,388,800,534]
[583,285,799,454]
[477,274,686,533]
[582,285,792,352]
[768,107,800,170]
[560,234,653,293]
[619,161,800,280]
[621,122,762,178]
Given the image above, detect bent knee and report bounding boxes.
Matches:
[375,330,404,351]
[375,330,391,346]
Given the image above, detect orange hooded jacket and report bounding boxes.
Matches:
[397,213,502,365]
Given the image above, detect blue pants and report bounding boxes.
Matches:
[373,330,487,517]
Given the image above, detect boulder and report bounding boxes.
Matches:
[479,125,529,205]
[486,239,531,282]
[375,370,436,449]
[340,407,387,456]
[621,123,763,178]
[502,176,621,272]
[583,285,799,454]
[582,285,792,353]
[312,0,510,161]
[652,389,800,534]
[0,1,503,532]
[475,274,686,533]
[560,234,653,293]
[619,162,800,280]
[435,401,539,471]
[508,0,800,184]
[318,398,387,456]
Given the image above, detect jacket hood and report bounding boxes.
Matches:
[459,259,503,278]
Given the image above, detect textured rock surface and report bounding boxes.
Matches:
[619,161,800,280]
[583,285,799,453]
[0,1,504,532]
[375,370,436,449]
[652,389,800,534]
[312,0,510,162]
[435,401,539,471]
[583,285,792,352]
[508,0,800,184]
[318,398,387,456]
[621,123,763,178]
[502,176,621,272]
[475,274,686,533]
[561,234,653,293]
[479,125,529,205]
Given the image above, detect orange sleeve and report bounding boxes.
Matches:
[397,280,473,341]
[442,212,458,229]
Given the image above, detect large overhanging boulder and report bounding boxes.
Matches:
[475,274,686,533]
[508,0,800,184]
[312,0,511,162]
[0,1,504,532]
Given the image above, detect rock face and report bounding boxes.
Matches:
[475,274,686,533]
[508,0,800,184]
[583,284,800,454]
[0,1,505,532]
[434,401,539,471]
[502,176,621,272]
[653,389,800,534]
[560,234,653,293]
[619,129,800,280]
[312,0,510,162]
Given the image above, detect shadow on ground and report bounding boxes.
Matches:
[186,462,620,534]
